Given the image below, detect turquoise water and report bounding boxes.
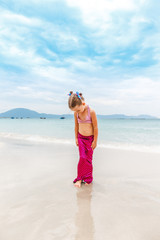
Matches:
[0,118,160,152]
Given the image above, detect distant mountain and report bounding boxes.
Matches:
[131,114,158,119]
[0,108,70,118]
[0,108,158,119]
[98,114,158,119]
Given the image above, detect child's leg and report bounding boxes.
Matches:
[73,134,94,185]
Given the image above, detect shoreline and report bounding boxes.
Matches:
[1,133,160,154]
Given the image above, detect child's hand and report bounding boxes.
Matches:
[91,141,97,150]
[75,138,79,147]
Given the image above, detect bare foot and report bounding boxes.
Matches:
[74,180,82,188]
[84,182,89,186]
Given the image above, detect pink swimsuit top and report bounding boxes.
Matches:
[77,105,92,124]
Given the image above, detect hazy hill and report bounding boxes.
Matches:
[0,108,158,119]
[0,108,68,118]
[98,114,158,119]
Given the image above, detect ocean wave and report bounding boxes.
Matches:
[0,132,160,153]
[0,132,74,145]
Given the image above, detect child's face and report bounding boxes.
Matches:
[71,104,85,113]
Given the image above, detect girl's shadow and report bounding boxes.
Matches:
[75,183,95,240]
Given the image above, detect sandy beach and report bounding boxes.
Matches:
[0,137,160,240]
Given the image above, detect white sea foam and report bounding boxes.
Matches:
[0,132,160,153]
[0,132,74,145]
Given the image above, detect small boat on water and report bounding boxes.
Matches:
[60,117,65,119]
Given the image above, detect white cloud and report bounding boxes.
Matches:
[0,6,81,70]
[0,8,42,27]
[31,65,77,84]
[66,0,154,53]
[88,77,160,116]
[0,41,49,69]
[66,0,137,16]
[0,0,160,116]
[118,77,160,101]
[66,0,139,29]
[90,98,123,106]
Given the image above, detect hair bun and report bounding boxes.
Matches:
[79,93,82,96]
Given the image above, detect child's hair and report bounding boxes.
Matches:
[68,91,85,109]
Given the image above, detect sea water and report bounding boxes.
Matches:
[0,117,160,153]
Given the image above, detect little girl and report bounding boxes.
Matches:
[68,91,98,188]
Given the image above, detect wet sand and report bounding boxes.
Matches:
[0,137,160,240]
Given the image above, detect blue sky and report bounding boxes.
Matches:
[0,0,160,116]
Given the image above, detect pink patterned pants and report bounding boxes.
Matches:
[73,132,94,184]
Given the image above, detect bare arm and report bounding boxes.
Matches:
[91,110,98,144]
[74,112,79,144]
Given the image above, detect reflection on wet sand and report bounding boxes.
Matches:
[75,183,94,240]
